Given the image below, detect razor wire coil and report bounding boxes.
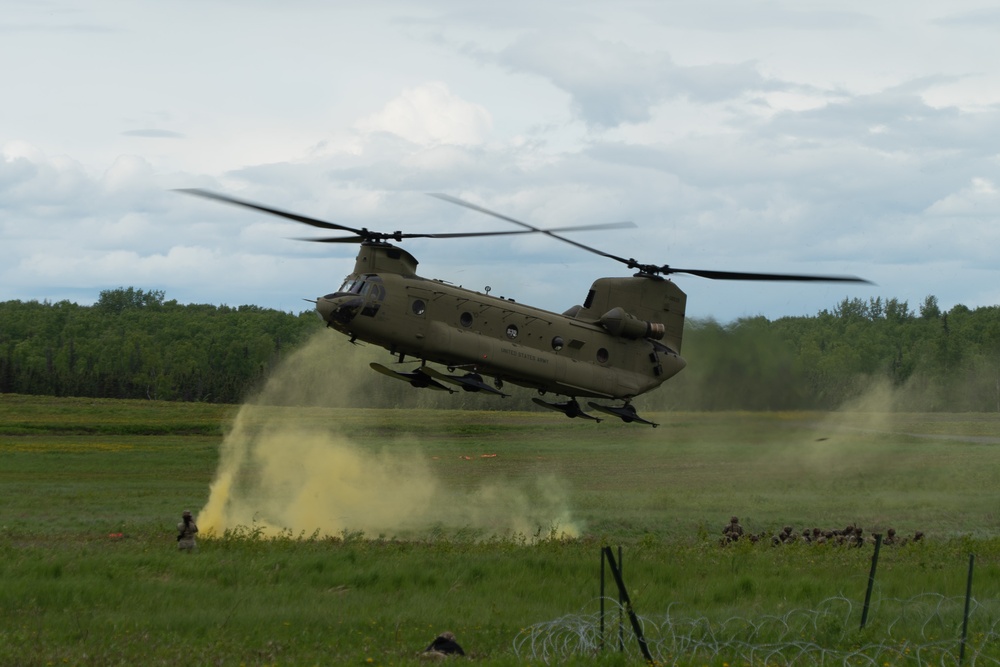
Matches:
[513,594,1000,665]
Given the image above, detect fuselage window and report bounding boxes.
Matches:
[596,347,609,363]
[412,299,426,316]
[460,312,473,328]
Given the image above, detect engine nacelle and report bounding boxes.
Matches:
[599,307,665,340]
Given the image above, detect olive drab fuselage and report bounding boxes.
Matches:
[316,243,687,400]
[178,187,867,421]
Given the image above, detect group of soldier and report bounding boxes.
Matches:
[721,516,924,547]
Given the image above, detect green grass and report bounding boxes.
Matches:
[2,394,1000,664]
[0,393,236,434]
[3,532,998,665]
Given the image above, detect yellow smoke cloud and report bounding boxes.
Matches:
[199,331,580,539]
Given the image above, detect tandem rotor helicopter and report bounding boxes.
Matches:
[179,189,869,427]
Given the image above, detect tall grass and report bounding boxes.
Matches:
[2,531,998,664]
[1,395,999,664]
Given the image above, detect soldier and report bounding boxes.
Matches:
[422,631,465,659]
[177,510,198,552]
[722,516,744,542]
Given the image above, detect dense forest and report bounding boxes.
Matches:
[0,288,317,403]
[2,288,999,411]
[660,295,1000,412]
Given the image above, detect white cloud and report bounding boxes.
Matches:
[933,6,1000,27]
[355,82,493,146]
[101,155,155,194]
[2,0,999,321]
[1,142,91,205]
[497,30,777,127]
[926,177,1000,216]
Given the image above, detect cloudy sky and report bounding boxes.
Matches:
[3,0,999,321]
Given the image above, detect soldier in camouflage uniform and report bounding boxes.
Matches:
[422,631,465,659]
[177,510,198,552]
[722,516,744,542]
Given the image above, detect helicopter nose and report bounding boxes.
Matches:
[316,294,362,326]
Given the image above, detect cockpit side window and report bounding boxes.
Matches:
[358,275,385,317]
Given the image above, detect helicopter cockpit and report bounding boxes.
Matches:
[336,277,364,295]
[324,275,386,318]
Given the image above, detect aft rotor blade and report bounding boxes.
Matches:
[431,193,872,284]
[663,267,872,283]
[176,188,366,235]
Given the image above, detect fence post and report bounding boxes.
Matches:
[599,548,605,651]
[860,533,882,629]
[618,545,624,653]
[960,553,975,666]
[602,546,653,663]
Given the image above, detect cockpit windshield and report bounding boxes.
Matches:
[339,278,365,294]
[330,275,385,302]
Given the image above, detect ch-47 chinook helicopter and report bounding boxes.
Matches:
[179,189,869,426]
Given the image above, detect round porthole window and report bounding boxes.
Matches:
[506,324,519,339]
[597,347,609,363]
[551,336,564,351]
[412,299,426,315]
[460,312,473,327]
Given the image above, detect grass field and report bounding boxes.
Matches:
[2,393,1000,665]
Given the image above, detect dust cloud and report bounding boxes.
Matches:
[822,377,900,436]
[795,378,918,478]
[198,331,580,539]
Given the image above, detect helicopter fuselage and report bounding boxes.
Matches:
[316,243,687,400]
[178,187,868,423]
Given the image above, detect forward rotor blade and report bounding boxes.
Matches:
[181,188,635,245]
[428,193,637,267]
[294,235,368,244]
[419,220,635,239]
[176,188,366,235]
[295,222,636,244]
[662,267,872,283]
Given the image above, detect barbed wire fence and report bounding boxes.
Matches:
[513,593,1000,665]
[513,547,998,665]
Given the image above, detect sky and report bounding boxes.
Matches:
[2,0,999,322]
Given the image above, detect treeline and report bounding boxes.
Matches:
[654,296,1000,412]
[2,290,999,411]
[0,288,319,403]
